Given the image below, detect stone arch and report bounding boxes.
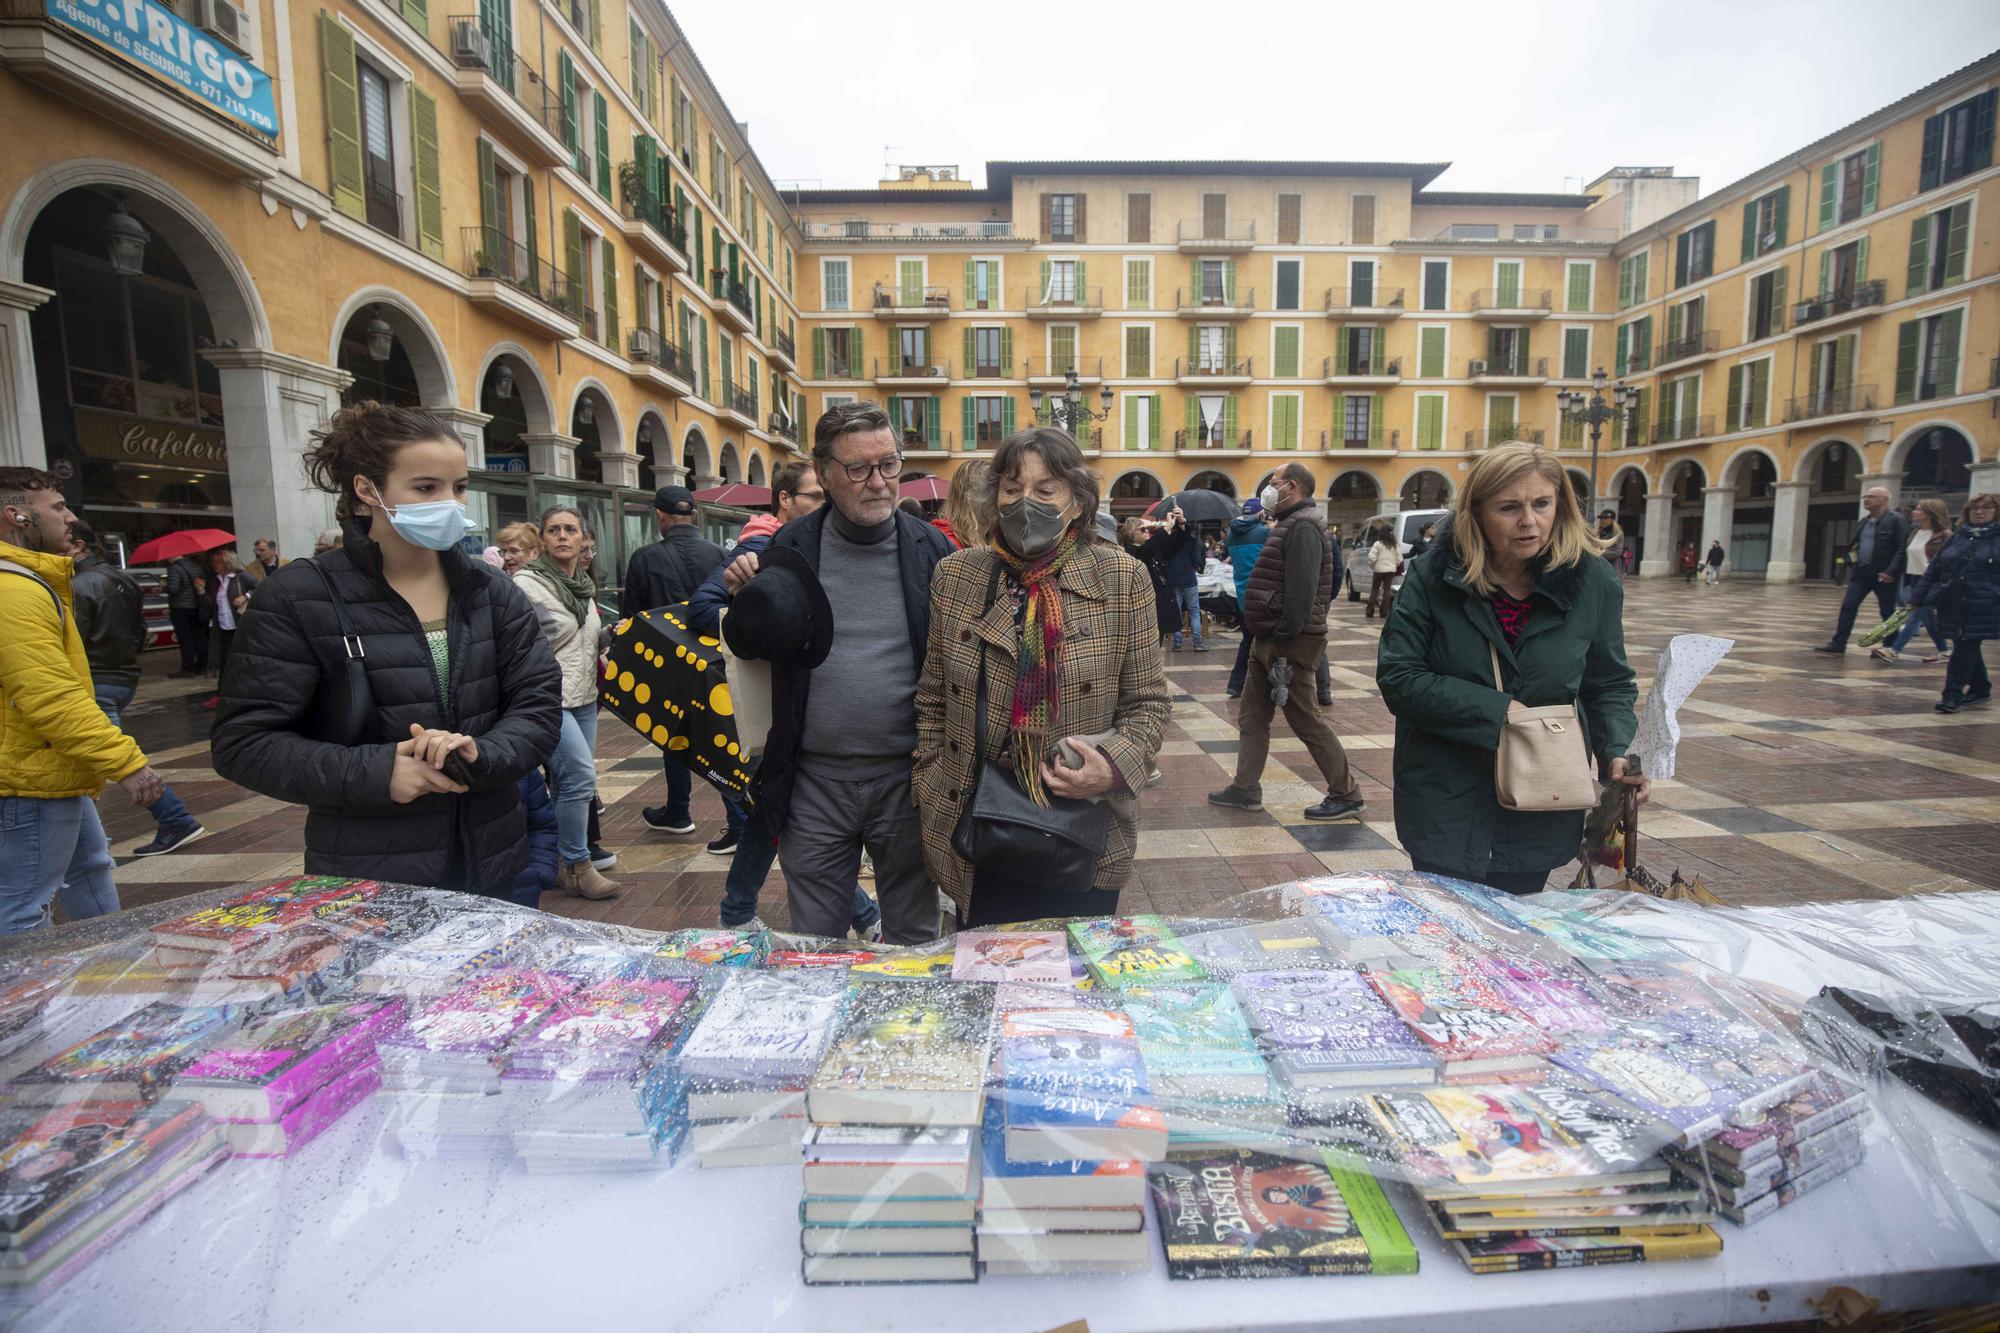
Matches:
[567,379,619,484]
[1565,469,1592,504]
[718,441,742,484]
[635,408,671,489]
[1606,464,1650,496]
[2,159,269,347]
[681,424,713,483]
[1662,457,1706,503]
[327,288,456,406]
[1186,470,1236,497]
[566,378,622,447]
[747,451,766,487]
[1792,435,1860,485]
[475,344,554,435]
[1399,469,1453,509]
[1720,444,1782,490]
[1886,418,1985,472]
[1108,469,1165,512]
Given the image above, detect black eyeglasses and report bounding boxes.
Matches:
[831,453,904,483]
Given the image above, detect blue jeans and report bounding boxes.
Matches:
[1887,604,1946,655]
[93,684,197,833]
[1171,586,1203,648]
[1945,639,1991,702]
[551,705,599,865]
[1830,573,1898,649]
[660,754,748,835]
[720,799,878,932]
[0,796,118,935]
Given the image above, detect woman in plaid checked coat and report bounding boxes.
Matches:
[913,428,1172,927]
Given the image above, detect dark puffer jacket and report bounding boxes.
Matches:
[210,521,562,896]
[1911,524,2000,642]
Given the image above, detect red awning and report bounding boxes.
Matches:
[691,484,772,508]
[899,476,949,502]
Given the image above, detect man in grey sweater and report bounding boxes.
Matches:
[720,403,954,941]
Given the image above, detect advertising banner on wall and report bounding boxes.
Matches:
[45,0,279,138]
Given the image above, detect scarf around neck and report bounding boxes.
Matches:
[992,533,1079,805]
[526,554,594,625]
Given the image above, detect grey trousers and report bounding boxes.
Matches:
[779,766,937,944]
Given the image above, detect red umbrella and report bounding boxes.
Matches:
[128,529,237,565]
[899,476,949,502]
[691,484,772,508]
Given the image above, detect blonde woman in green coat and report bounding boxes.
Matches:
[1376,444,1647,894]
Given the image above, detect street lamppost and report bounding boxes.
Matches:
[1028,367,1114,442]
[1556,368,1639,504]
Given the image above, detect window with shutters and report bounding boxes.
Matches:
[967,259,1000,310]
[1907,201,1972,297]
[1561,327,1589,380]
[1341,326,1380,376]
[1048,325,1078,374]
[1825,239,1862,299]
[1674,220,1715,287]
[1126,192,1151,243]
[1124,258,1151,308]
[1274,259,1301,311]
[1268,394,1301,451]
[1748,268,1786,341]
[891,395,931,446]
[1746,190,1785,257]
[897,326,929,374]
[1047,194,1078,242]
[1921,89,1997,192]
[1197,260,1228,305]
[1417,326,1447,378]
[1349,259,1376,307]
[1565,261,1593,312]
[1342,395,1371,447]
[1616,316,1652,374]
[1124,325,1152,377]
[674,85,695,167]
[1200,193,1227,239]
[1047,259,1078,303]
[973,396,1007,445]
[1272,325,1301,378]
[821,260,849,310]
[1277,194,1302,245]
[627,17,649,117]
[1899,308,1965,403]
[1124,393,1156,450]
[1196,326,1227,372]
[1414,393,1445,450]
[824,326,855,379]
[579,227,604,341]
[1488,327,1525,377]
[1617,252,1649,308]
[741,183,756,241]
[356,59,400,236]
[971,327,1003,378]
[1421,259,1450,311]
[1350,195,1376,245]
[1729,357,1771,430]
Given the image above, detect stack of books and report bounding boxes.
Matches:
[1369,1080,1723,1273]
[354,913,560,997]
[377,969,579,1159]
[1665,1072,1872,1225]
[1124,982,1286,1152]
[975,1100,1147,1275]
[0,1099,228,1309]
[10,1002,240,1105]
[677,971,847,1168]
[979,1007,1163,1275]
[798,981,992,1285]
[175,998,404,1157]
[1363,953,1557,1082]
[503,976,701,1171]
[648,927,766,969]
[1148,1149,1418,1279]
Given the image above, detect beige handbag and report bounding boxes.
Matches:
[1489,643,1599,811]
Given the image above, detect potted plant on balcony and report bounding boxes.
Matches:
[473,250,498,278]
[617,160,643,211]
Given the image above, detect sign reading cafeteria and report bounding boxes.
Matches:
[74,407,227,468]
[45,0,279,137]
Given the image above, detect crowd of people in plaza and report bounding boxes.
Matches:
[30,397,1998,940]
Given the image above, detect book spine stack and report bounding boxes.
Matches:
[797,1101,983,1285]
[1668,1111,1872,1226]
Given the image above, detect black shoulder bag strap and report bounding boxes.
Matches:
[300,557,376,747]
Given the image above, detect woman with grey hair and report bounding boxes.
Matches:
[913,427,1171,925]
[312,527,343,555]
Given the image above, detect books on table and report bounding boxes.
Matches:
[978,1099,1144,1211]
[149,877,389,956]
[377,969,580,1095]
[1180,918,1347,979]
[1233,969,1440,1092]
[999,1008,1166,1165]
[11,1003,238,1104]
[1368,1082,1676,1197]
[1122,982,1271,1102]
[950,931,1071,985]
[175,997,402,1157]
[1550,1020,1815,1148]
[1067,917,1208,989]
[1364,956,1555,1081]
[677,971,847,1085]
[1451,1227,1723,1273]
[801,1124,979,1200]
[1148,1149,1419,1279]
[807,981,993,1128]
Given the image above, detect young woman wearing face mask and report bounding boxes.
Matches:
[210,402,562,897]
[913,427,1172,927]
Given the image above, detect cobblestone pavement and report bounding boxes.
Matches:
[97,575,1999,934]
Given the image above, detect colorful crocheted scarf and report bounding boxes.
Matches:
[992,533,1079,805]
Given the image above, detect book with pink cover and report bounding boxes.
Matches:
[1365,954,1555,1078]
[382,970,581,1059]
[149,877,387,955]
[952,932,1072,985]
[223,1057,382,1158]
[509,977,697,1076]
[178,998,405,1122]
[1474,958,1611,1039]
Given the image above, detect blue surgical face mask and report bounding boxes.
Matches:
[363,482,470,552]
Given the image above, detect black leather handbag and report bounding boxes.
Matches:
[300,557,376,748]
[950,562,1112,888]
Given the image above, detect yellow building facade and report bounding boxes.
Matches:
[1,0,805,575]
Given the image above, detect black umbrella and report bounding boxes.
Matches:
[1148,490,1240,525]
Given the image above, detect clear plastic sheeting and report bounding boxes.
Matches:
[0,873,1993,1331]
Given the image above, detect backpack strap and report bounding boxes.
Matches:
[0,558,62,625]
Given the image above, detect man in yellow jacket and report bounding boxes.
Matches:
[0,468,163,935]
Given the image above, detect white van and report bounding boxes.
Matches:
[1344,508,1450,598]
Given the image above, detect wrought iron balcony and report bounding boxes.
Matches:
[711,272,754,332]
[872,357,952,383]
[1323,355,1401,381]
[1174,287,1256,316]
[1176,220,1257,251]
[1463,428,1548,449]
[719,380,758,424]
[770,327,797,369]
[1174,428,1253,451]
[871,282,952,314]
[1654,328,1720,367]
[1792,279,1887,328]
[1322,426,1398,450]
[1468,356,1548,381]
[1784,384,1878,423]
[1324,286,1406,314]
[768,414,800,445]
[459,226,578,336]
[1469,288,1554,316]
[1651,414,1716,443]
[1174,357,1254,383]
[445,19,566,165]
[626,328,691,389]
[616,173,687,269]
[1024,285,1105,317]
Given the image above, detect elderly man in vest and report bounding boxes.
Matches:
[1208,462,1365,822]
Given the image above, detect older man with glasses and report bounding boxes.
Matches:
[718,402,955,942]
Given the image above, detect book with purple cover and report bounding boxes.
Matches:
[0,1100,209,1248]
[509,977,697,1076]
[379,970,580,1060]
[1474,958,1611,1038]
[1232,969,1440,1090]
[1695,1072,1870,1169]
[177,998,404,1122]
[1550,1021,1814,1147]
[223,1056,382,1158]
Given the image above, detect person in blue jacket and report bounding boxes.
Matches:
[510,771,558,908]
[1225,500,1335,704]
[1160,504,1206,651]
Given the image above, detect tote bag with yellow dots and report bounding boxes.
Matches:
[599,602,756,797]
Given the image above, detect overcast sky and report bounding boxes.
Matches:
[668,0,2000,200]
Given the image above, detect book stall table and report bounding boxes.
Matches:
[3,881,1994,1333]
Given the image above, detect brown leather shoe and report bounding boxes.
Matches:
[560,859,623,900]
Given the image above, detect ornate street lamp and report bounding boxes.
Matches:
[363,307,396,364]
[575,396,595,427]
[1556,368,1639,503]
[1027,367,1114,437]
[103,200,151,277]
[490,362,515,400]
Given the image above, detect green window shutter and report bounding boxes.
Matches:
[1933,309,1963,395]
[1563,327,1588,380]
[522,175,538,284]
[1769,266,1784,325]
[401,0,426,37]
[1186,326,1198,367]
[962,396,974,444]
[1419,327,1444,378]
[1223,326,1237,367]
[698,317,710,398]
[1741,201,1757,263]
[476,138,498,241]
[318,15,364,221]
[1666,303,1683,347]
[559,51,577,157]
[1808,342,1824,405]
[1188,260,1200,303]
[562,208,582,311]
[1833,333,1856,394]
[1224,395,1238,444]
[811,328,826,378]
[1749,361,1769,428]
[1416,396,1441,449]
[1861,144,1880,215]
[1943,203,1970,285]
[850,324,863,371]
[1906,214,1932,297]
[411,87,444,260]
[602,237,618,348]
[1615,324,1629,375]
[1496,262,1520,307]
[1854,236,1869,285]
[1726,365,1743,429]
[1817,249,1830,298]
[1077,260,1088,302]
[1486,325,1500,363]
[963,260,975,305]
[587,0,600,52]
[1122,394,1137,449]
[999,327,1012,375]
[1617,257,1632,308]
[1774,185,1790,248]
[595,95,611,198]
[1039,259,1051,300]
[1636,317,1651,365]
[962,326,975,369]
[1274,326,1299,378]
[925,396,941,447]
[1635,253,1647,302]
[1001,396,1015,435]
[1146,395,1159,449]
[1566,263,1590,312]
[1223,260,1235,304]
[669,75,683,153]
[1185,395,1199,441]
[1369,395,1384,447]
[1818,162,1836,232]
